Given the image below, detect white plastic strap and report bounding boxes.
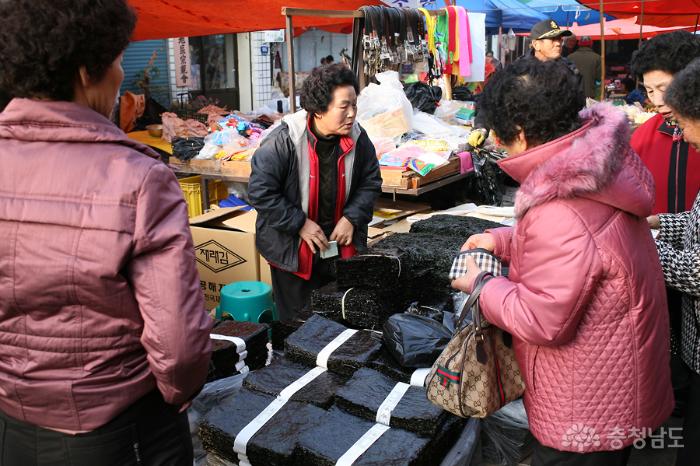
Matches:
[235,360,249,373]
[335,423,391,466]
[233,366,327,460]
[341,288,354,320]
[375,382,410,426]
[316,329,357,369]
[410,368,430,387]
[210,334,246,353]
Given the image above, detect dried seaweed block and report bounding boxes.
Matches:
[208,320,269,381]
[243,357,346,409]
[199,388,327,465]
[284,315,383,377]
[369,233,464,299]
[409,214,503,238]
[293,407,431,466]
[335,368,449,436]
[367,348,417,383]
[335,254,402,289]
[310,283,404,330]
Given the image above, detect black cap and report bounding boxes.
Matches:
[529,19,573,40]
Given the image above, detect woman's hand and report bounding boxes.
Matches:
[330,217,354,246]
[647,215,660,230]
[299,218,328,253]
[461,233,496,252]
[451,256,483,293]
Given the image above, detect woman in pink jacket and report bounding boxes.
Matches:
[453,59,673,465]
[0,1,212,465]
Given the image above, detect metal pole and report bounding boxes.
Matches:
[285,14,296,112]
[599,0,606,101]
[638,0,645,46]
[498,26,503,62]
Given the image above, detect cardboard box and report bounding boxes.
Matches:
[190,207,261,310]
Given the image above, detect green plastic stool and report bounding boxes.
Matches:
[215,281,277,323]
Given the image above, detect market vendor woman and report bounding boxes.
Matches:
[249,64,382,321]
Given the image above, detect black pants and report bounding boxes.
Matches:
[676,368,700,465]
[532,442,631,466]
[0,390,192,466]
[270,256,336,321]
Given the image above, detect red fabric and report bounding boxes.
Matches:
[128,0,381,41]
[294,124,356,280]
[446,6,457,75]
[631,113,700,214]
[0,98,213,431]
[480,104,673,452]
[580,1,700,28]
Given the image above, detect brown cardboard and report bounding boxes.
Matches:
[190,207,261,310]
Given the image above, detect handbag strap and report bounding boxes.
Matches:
[455,271,493,331]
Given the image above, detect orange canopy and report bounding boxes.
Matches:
[129,0,379,41]
[580,0,700,28]
[563,16,695,40]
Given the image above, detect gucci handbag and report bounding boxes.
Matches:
[426,249,525,418]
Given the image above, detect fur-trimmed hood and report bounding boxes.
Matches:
[498,103,655,218]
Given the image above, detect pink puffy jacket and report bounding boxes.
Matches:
[0,99,212,432]
[480,104,673,452]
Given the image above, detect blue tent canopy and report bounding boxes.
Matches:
[517,0,614,26]
[457,0,547,32]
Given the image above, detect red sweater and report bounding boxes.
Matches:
[631,113,700,214]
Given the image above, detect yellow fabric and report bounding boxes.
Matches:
[418,8,437,55]
[127,131,173,154]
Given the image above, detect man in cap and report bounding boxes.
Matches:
[469,20,578,148]
[568,36,602,99]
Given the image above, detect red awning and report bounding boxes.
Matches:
[563,16,695,40]
[579,0,700,28]
[129,1,378,41]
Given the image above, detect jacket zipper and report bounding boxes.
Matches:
[675,142,681,214]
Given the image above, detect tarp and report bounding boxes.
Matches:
[129,0,381,41]
[457,0,548,31]
[563,16,696,40]
[518,0,614,26]
[580,0,700,28]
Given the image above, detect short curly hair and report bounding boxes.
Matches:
[0,0,136,101]
[665,58,700,120]
[630,31,700,80]
[300,63,359,115]
[478,58,584,146]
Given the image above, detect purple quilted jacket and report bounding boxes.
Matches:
[480,104,674,452]
[0,99,212,432]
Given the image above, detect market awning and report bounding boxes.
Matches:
[563,16,696,40]
[129,0,381,41]
[457,0,548,31]
[518,0,614,26]
[579,0,700,28]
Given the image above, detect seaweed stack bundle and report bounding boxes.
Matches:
[334,368,451,437]
[207,320,269,382]
[294,407,464,466]
[285,314,383,377]
[243,357,345,409]
[409,214,502,238]
[309,283,406,330]
[199,388,327,465]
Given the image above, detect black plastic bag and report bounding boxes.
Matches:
[383,314,452,368]
[404,82,442,114]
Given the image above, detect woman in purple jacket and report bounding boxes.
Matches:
[453,59,673,465]
[0,1,212,465]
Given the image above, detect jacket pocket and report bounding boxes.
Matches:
[528,346,540,395]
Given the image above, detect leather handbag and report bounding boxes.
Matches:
[426,251,525,418]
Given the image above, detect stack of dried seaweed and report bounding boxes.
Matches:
[243,358,345,409]
[335,368,450,436]
[199,388,327,465]
[294,407,464,465]
[409,214,502,238]
[207,320,269,382]
[284,315,383,377]
[310,283,405,330]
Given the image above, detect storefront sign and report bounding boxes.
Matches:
[175,37,192,88]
